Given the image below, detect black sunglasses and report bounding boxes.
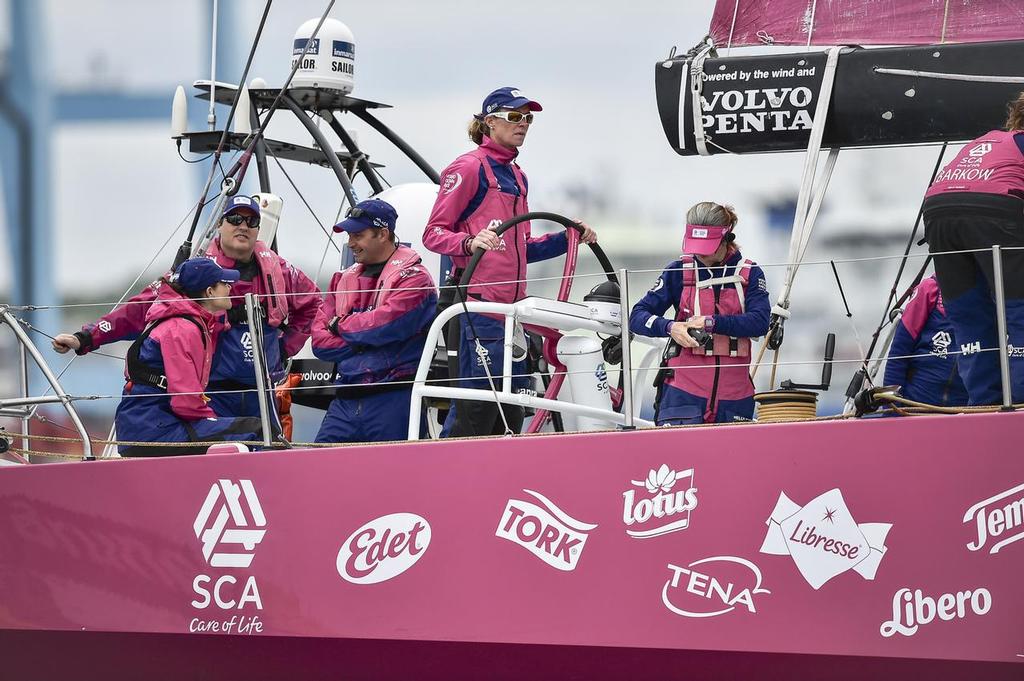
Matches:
[346,207,367,219]
[224,213,261,228]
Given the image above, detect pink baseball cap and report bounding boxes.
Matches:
[682,224,730,256]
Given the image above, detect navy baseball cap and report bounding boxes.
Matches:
[480,87,543,116]
[222,195,260,217]
[172,257,240,293]
[333,199,398,234]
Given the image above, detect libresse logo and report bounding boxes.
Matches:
[496,489,597,571]
[623,464,698,539]
[662,556,770,618]
[337,513,431,585]
[760,488,891,589]
[194,479,266,568]
[880,587,992,637]
[964,481,1024,554]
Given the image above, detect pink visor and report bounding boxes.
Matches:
[682,224,730,255]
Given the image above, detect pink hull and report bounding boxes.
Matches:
[0,412,1022,680]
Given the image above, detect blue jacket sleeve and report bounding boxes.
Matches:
[712,265,770,338]
[526,231,568,263]
[883,321,918,388]
[629,264,681,338]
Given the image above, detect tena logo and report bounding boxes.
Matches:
[496,489,597,571]
[760,488,891,589]
[337,513,431,585]
[964,481,1024,554]
[623,464,698,539]
[662,556,770,618]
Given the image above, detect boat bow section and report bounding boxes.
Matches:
[0,414,1021,680]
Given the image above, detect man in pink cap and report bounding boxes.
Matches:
[629,201,770,425]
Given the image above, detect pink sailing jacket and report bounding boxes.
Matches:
[926,130,1024,198]
[422,136,567,303]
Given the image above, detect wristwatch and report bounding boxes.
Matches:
[703,316,715,332]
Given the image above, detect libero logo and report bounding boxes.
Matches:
[662,556,770,618]
[190,480,266,635]
[623,464,697,539]
[337,513,431,585]
[760,488,891,590]
[496,489,597,571]
[964,481,1024,555]
[880,586,992,638]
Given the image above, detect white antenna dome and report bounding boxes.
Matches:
[290,18,355,93]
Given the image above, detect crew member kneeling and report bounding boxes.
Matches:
[115,258,264,456]
[630,202,769,425]
[312,200,437,443]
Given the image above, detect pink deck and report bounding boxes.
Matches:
[0,412,1022,680]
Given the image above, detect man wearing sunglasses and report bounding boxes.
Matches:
[422,86,598,437]
[311,199,437,443]
[53,196,321,426]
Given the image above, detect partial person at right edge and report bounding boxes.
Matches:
[630,202,769,425]
[882,274,968,408]
[312,200,437,443]
[922,92,1024,406]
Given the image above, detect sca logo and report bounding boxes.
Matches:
[337,513,431,585]
[191,479,266,611]
[662,556,770,618]
[496,489,597,571]
[622,464,698,539]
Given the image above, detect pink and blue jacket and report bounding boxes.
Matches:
[422,136,567,303]
[883,275,968,406]
[312,246,437,388]
[119,288,224,427]
[76,239,320,385]
[630,249,770,421]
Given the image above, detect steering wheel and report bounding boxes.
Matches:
[449,212,619,433]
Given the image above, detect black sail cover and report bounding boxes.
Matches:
[656,40,1024,156]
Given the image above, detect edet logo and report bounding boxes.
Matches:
[623,464,698,539]
[662,556,770,618]
[337,513,431,585]
[496,489,597,571]
[964,481,1024,554]
[760,488,891,589]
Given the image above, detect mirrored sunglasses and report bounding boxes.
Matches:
[489,110,534,124]
[224,213,261,228]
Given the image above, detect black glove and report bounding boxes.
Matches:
[328,316,341,336]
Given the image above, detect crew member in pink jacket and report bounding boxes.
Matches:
[114,258,264,456]
[422,86,597,436]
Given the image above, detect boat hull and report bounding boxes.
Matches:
[0,413,1022,679]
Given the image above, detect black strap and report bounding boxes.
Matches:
[126,316,207,390]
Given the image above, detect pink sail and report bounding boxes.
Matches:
[710,0,1024,47]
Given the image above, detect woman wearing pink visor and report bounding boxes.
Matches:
[630,202,770,425]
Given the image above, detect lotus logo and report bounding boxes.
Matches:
[622,464,698,539]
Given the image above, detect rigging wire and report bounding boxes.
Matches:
[264,142,342,250]
[178,0,276,265]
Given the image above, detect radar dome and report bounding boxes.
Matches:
[290,18,355,93]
